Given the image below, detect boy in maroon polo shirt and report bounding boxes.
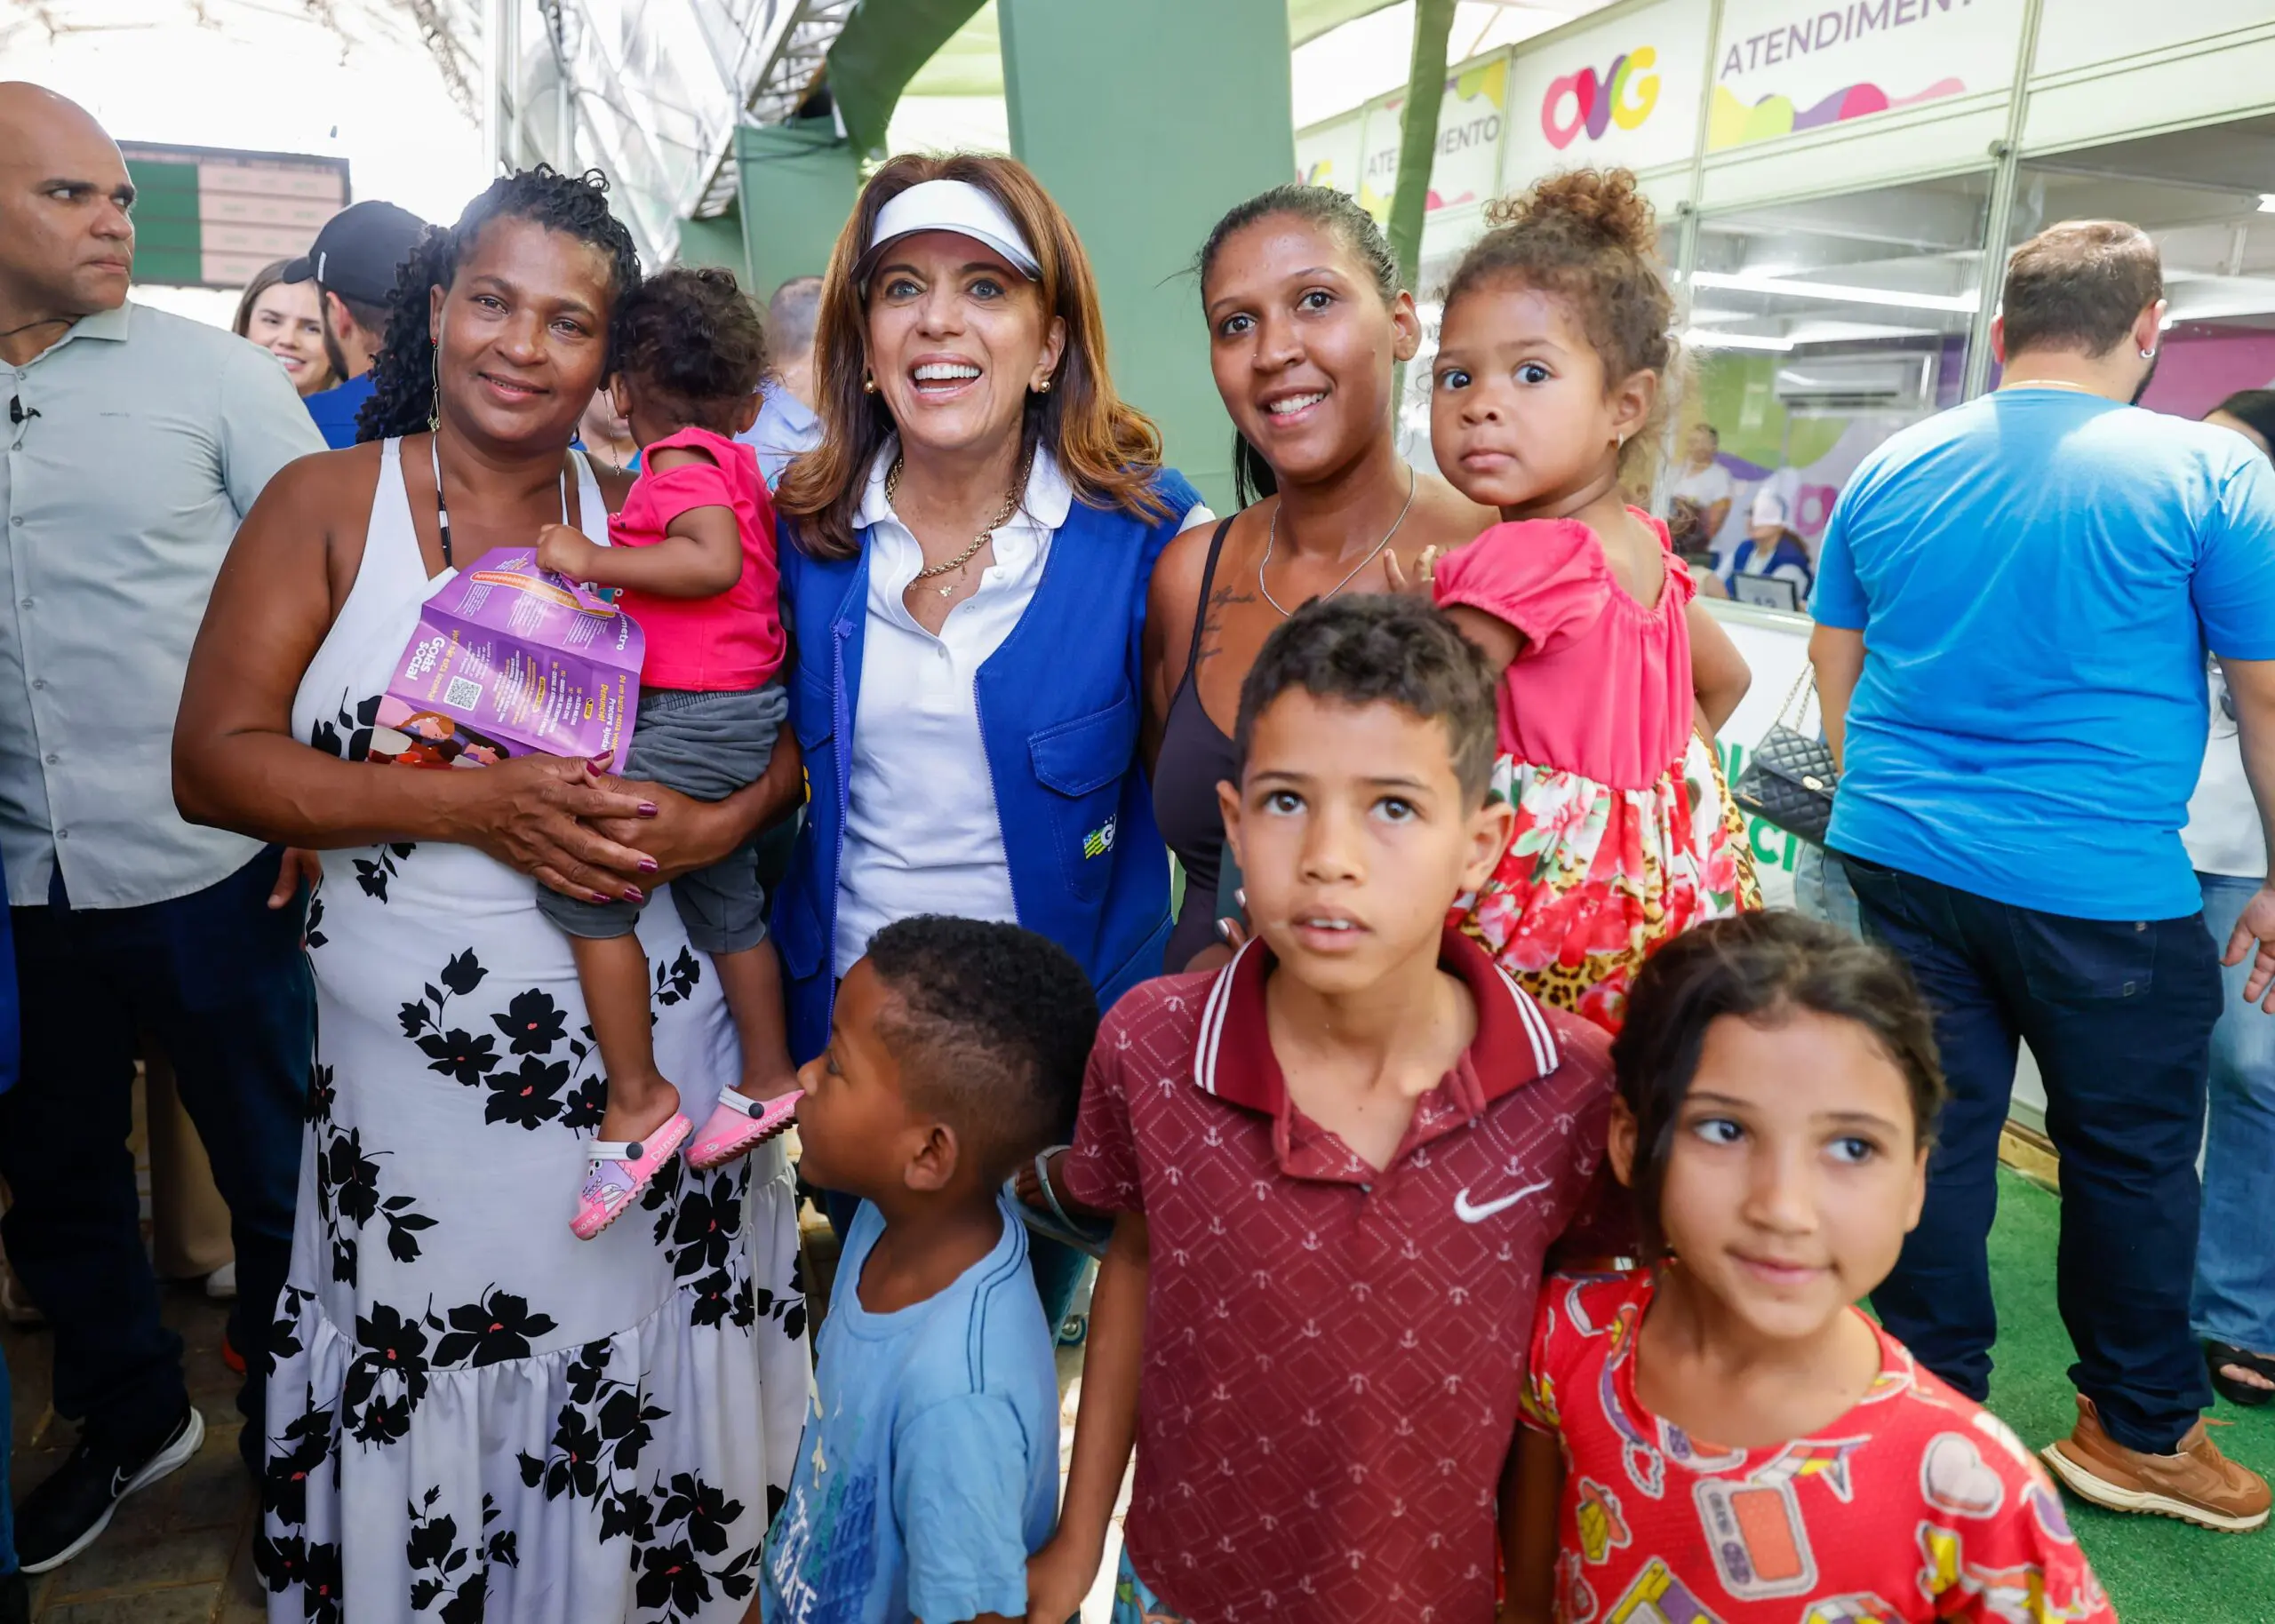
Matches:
[1024,596,1618,1624]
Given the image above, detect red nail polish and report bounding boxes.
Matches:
[590,889,610,904]
[638,858,659,874]
[624,886,644,904]
[636,801,659,816]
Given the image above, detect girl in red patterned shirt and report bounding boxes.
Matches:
[1506,912,2116,1624]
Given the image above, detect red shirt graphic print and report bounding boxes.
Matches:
[1521,1271,2118,1623]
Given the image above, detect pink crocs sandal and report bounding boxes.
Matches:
[571,1114,692,1240]
[687,1088,802,1170]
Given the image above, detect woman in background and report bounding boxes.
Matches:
[232,259,337,398]
[2187,386,2275,1409]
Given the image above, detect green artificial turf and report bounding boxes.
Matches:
[1983,1167,2275,1621]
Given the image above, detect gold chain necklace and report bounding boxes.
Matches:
[886,450,1034,598]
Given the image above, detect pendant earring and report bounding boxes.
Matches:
[428,345,443,432]
[862,372,877,394]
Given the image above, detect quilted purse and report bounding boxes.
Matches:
[1732,668,1839,846]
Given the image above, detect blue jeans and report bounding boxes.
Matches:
[0,850,311,1472]
[2192,871,2275,1356]
[1794,843,1861,935]
[1842,853,2222,1453]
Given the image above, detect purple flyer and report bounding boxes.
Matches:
[371,547,643,772]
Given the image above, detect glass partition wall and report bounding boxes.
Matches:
[2011,116,2275,425]
[1679,173,1993,604]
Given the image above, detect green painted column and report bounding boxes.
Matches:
[999,0,1295,512]
[723,118,864,298]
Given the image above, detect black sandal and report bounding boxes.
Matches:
[2205,1341,2275,1407]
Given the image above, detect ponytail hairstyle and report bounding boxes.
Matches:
[775,151,1167,561]
[355,165,643,443]
[1443,168,1683,488]
[1195,184,1402,509]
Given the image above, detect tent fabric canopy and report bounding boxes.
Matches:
[834,0,1402,155]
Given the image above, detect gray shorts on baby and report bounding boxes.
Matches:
[537,684,789,955]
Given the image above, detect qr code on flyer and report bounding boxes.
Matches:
[443,674,483,710]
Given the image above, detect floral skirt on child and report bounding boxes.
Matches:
[1454,729,1758,1032]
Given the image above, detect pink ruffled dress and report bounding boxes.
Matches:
[1433,510,1758,1032]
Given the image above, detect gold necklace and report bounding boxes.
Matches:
[886,450,1035,598]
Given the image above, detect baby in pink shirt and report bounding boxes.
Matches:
[532,267,798,1240]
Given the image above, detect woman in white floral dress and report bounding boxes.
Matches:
[172,169,810,1623]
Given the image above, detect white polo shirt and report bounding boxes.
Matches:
[0,301,325,908]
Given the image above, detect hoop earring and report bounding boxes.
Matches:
[2140,347,2157,361]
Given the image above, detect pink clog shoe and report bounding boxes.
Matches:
[571,1114,692,1240]
[686,1088,802,1171]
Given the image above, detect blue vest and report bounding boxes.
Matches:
[772,471,1201,1063]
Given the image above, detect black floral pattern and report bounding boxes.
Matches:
[355,841,418,903]
[343,1302,433,1445]
[263,820,790,1621]
[484,1055,570,1130]
[517,1341,675,1551]
[653,947,702,1008]
[407,1487,520,1620]
[434,1287,559,1368]
[263,1395,338,1529]
[313,1118,436,1286]
[310,689,382,763]
[633,1473,758,1621]
[496,988,568,1055]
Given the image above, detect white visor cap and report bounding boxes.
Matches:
[854,179,1042,290]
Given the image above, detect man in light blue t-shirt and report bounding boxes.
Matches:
[1811,219,2275,1535]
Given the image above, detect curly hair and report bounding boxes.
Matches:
[864,915,1101,1185]
[1195,185,1402,508]
[1609,912,1946,1260]
[613,266,769,434]
[1443,168,1682,487]
[1233,594,1498,803]
[355,166,642,443]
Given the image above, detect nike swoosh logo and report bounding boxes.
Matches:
[108,1465,134,1499]
[1453,1179,1552,1222]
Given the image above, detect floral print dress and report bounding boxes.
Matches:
[265,441,811,1623]
[1433,513,1758,1033]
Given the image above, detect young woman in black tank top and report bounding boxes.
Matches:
[1145,186,1499,972]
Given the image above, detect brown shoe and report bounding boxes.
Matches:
[2040,1394,2271,1532]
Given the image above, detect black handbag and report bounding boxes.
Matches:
[1732,670,1839,846]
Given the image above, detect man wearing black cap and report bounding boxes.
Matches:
[283,197,427,449]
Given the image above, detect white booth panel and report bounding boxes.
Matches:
[1499,0,1712,190]
[2032,0,2275,80]
[2024,30,2275,156]
[1698,100,2010,212]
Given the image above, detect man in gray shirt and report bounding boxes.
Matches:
[0,82,324,1572]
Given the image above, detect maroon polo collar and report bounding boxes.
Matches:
[1191,925,1562,1119]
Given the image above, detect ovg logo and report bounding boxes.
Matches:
[1541,46,1660,149]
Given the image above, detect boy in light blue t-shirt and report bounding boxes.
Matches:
[762,915,1098,1624]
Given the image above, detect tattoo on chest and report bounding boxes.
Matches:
[1195,584,1258,668]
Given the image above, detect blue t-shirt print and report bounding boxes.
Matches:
[1812,388,2275,920]
[762,1195,1059,1624]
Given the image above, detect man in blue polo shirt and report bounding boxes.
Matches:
[1812,219,2275,1536]
[284,198,426,448]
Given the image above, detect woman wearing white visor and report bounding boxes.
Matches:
[771,155,1211,1310]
